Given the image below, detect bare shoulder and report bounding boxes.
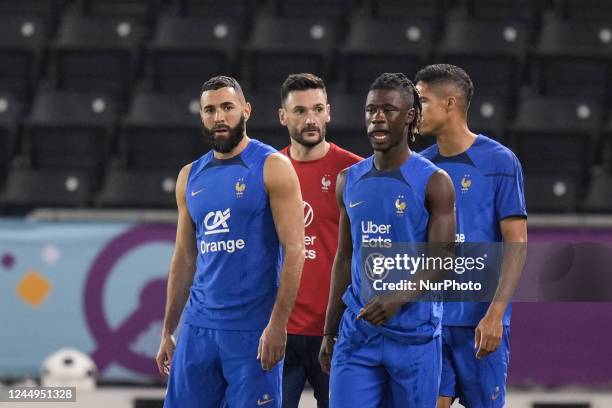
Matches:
[426,169,455,204]
[264,152,298,190]
[175,163,193,200]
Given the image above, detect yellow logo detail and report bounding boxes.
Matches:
[235,178,246,197]
[461,175,472,192]
[395,195,406,215]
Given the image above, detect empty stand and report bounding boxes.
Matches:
[525,175,577,212]
[243,16,337,91]
[341,17,433,94]
[0,168,91,214]
[0,15,47,100]
[80,0,159,21]
[437,19,527,98]
[326,93,371,158]
[531,18,612,99]
[50,15,146,95]
[176,0,254,28]
[467,95,508,140]
[273,0,354,20]
[364,0,443,20]
[96,168,176,208]
[510,96,600,185]
[461,0,543,27]
[24,90,116,181]
[581,173,612,212]
[247,92,287,150]
[555,0,612,22]
[148,15,240,92]
[120,91,206,171]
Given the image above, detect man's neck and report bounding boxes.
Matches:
[435,123,478,157]
[374,142,410,171]
[214,135,250,159]
[289,140,330,162]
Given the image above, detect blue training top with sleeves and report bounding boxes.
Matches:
[420,134,527,326]
[342,152,444,343]
[182,139,282,331]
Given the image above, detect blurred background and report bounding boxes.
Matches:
[1,0,612,407]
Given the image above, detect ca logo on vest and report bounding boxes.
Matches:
[204,209,231,235]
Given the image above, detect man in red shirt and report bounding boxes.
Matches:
[278,73,362,408]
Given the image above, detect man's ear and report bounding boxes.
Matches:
[242,101,252,121]
[446,96,458,112]
[405,107,415,126]
[326,103,331,123]
[278,107,287,126]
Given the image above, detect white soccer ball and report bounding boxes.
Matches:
[40,348,97,390]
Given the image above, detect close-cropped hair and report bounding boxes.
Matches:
[280,73,327,105]
[414,64,474,109]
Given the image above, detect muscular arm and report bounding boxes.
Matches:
[425,170,456,245]
[319,169,352,373]
[488,217,528,316]
[476,217,527,358]
[162,164,197,336]
[323,169,352,337]
[259,153,305,370]
[157,164,197,376]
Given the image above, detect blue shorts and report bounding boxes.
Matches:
[164,322,283,408]
[439,326,510,408]
[330,310,441,408]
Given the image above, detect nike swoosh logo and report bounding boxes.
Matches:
[191,189,204,197]
[257,399,274,406]
[349,201,364,208]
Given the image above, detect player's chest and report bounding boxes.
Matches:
[297,168,339,224]
[187,169,266,222]
[446,168,494,210]
[346,179,424,226]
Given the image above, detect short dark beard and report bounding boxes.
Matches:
[201,115,245,153]
[289,124,326,148]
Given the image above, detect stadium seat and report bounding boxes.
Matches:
[364,0,443,20]
[581,173,612,212]
[80,0,158,21]
[0,0,65,29]
[247,92,286,150]
[340,17,433,94]
[176,0,254,27]
[436,19,527,98]
[120,91,206,171]
[555,0,612,22]
[148,16,240,92]
[0,93,22,188]
[50,15,146,96]
[24,90,116,182]
[509,96,600,182]
[461,0,543,27]
[531,18,612,99]
[326,93,371,158]
[242,16,337,91]
[272,0,354,20]
[0,168,91,214]
[467,95,507,140]
[525,174,577,212]
[0,15,47,100]
[96,168,176,208]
